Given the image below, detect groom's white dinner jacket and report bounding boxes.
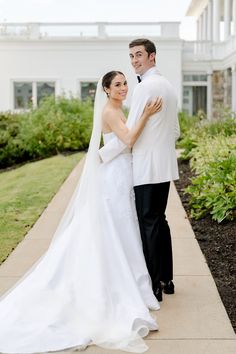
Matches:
[99,67,180,186]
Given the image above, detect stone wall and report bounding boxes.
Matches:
[212,69,232,118]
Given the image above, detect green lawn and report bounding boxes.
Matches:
[0,153,84,265]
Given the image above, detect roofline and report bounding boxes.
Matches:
[186,0,208,17]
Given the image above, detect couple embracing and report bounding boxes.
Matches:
[0,38,180,354]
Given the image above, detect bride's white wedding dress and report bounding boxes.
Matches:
[0,130,159,354]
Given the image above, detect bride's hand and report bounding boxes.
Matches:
[143,97,163,118]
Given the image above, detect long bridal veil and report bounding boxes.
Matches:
[0,78,157,354]
[51,77,107,243]
[0,77,106,302]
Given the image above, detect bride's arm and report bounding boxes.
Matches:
[103,97,162,149]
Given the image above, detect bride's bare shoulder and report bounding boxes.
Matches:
[102,105,118,123]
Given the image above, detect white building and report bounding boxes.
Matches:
[184,0,236,118]
[0,0,235,118]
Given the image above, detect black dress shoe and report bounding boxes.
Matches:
[154,284,163,302]
[162,280,175,294]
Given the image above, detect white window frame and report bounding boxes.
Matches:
[77,78,98,101]
[11,78,59,112]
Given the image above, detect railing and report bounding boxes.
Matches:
[183,35,236,61]
[0,22,180,40]
[183,40,212,61]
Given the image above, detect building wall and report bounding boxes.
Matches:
[0,33,182,112]
[185,0,236,117]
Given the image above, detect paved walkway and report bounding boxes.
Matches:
[0,158,236,354]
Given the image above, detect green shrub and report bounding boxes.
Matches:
[178,111,201,137]
[177,111,203,160]
[178,110,236,161]
[0,96,93,168]
[189,135,236,174]
[180,109,236,223]
[0,112,24,167]
[186,154,236,222]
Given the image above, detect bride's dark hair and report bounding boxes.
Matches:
[102,71,124,92]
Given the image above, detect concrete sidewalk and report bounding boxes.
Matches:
[0,158,235,354]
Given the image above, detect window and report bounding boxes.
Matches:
[182,86,207,116]
[183,74,207,82]
[80,82,97,102]
[183,89,189,97]
[13,81,55,109]
[14,82,33,109]
[37,82,55,105]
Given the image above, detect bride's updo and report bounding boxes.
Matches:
[102,71,124,95]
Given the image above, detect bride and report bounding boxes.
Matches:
[0,71,162,354]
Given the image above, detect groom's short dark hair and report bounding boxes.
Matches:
[129,38,156,57]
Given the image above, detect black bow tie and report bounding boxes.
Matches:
[137,76,142,83]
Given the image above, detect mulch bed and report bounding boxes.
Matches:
[174,159,236,332]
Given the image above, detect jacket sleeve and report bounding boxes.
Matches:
[175,111,180,142]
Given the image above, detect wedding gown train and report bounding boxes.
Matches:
[0,132,159,354]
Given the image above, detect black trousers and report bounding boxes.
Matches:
[134,182,173,292]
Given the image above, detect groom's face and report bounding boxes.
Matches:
[129,45,155,76]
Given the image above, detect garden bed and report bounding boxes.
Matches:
[175,158,236,332]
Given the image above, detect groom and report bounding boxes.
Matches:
[99,38,180,302]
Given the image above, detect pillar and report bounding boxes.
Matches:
[224,0,231,40]
[207,0,213,40]
[233,0,236,35]
[207,71,213,120]
[213,0,220,42]
[232,65,236,112]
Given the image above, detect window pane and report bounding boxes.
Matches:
[200,75,207,81]
[37,82,55,105]
[81,82,97,102]
[14,82,33,109]
[183,89,189,96]
[182,86,192,116]
[183,74,207,82]
[183,75,192,82]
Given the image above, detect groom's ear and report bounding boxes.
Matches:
[149,52,156,62]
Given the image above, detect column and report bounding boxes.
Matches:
[213,0,220,42]
[232,65,236,112]
[98,23,106,38]
[199,13,204,53]
[197,18,200,40]
[202,8,209,54]
[224,0,231,40]
[203,8,208,40]
[198,14,203,40]
[197,15,202,53]
[233,0,236,35]
[28,23,40,39]
[207,0,213,40]
[207,71,213,120]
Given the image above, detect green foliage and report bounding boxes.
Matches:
[179,108,236,223]
[186,155,236,222]
[177,111,202,160]
[0,96,93,168]
[0,112,23,167]
[178,110,236,161]
[189,135,236,174]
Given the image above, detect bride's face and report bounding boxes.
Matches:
[107,74,128,101]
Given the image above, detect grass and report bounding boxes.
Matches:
[0,153,84,265]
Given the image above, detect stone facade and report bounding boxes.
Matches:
[212,69,232,118]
